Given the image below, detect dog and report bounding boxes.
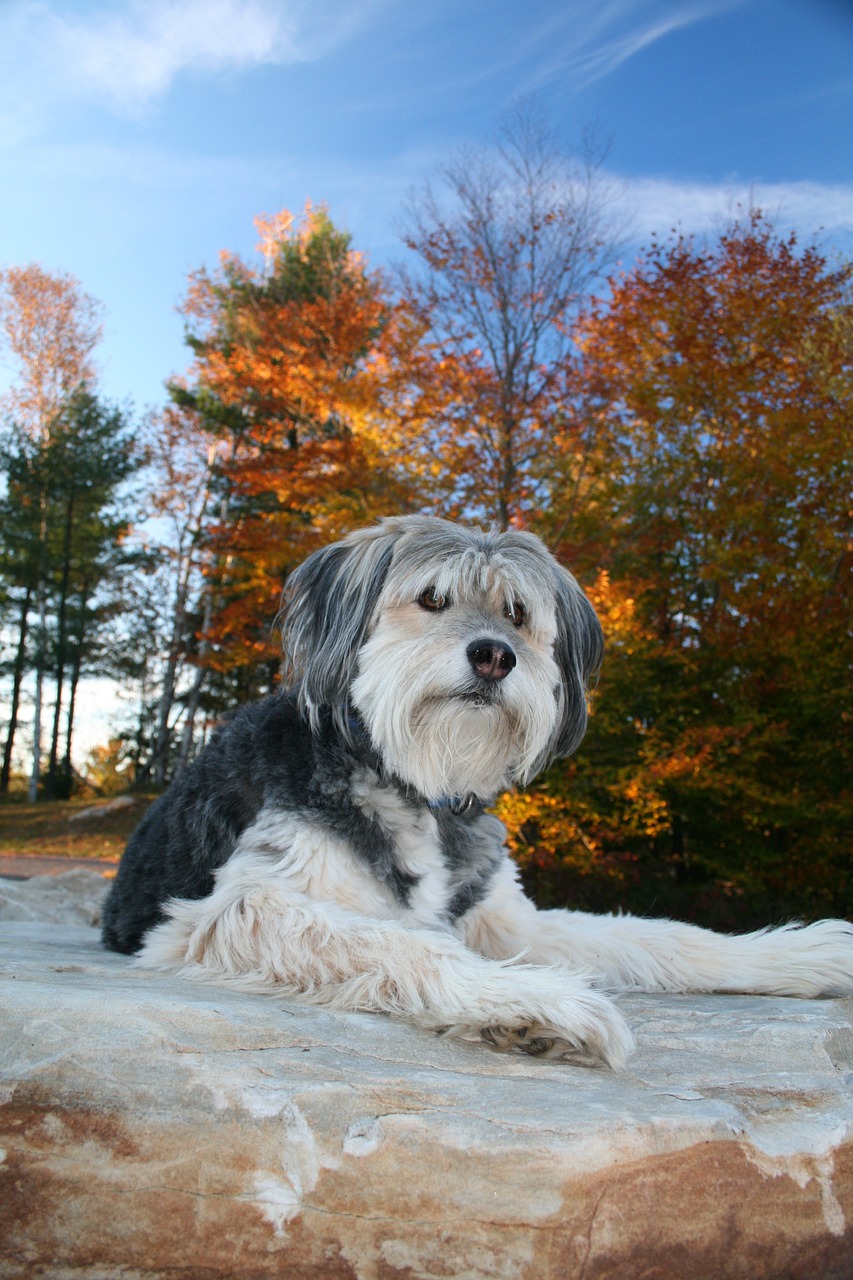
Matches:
[102,515,853,1066]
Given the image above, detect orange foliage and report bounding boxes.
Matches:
[170,205,429,681]
[518,212,853,925]
[0,264,103,438]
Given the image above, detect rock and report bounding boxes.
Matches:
[68,795,138,822]
[0,887,851,1278]
[0,867,109,927]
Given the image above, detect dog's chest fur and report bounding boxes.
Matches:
[101,695,508,954]
[234,766,506,930]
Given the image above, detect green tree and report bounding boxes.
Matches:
[0,433,42,792]
[0,392,141,798]
[0,264,104,798]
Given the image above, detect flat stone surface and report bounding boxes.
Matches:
[1,875,852,1279]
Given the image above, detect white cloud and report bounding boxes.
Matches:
[58,0,301,110]
[620,174,853,249]
[0,0,384,120]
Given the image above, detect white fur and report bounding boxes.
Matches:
[351,586,561,799]
[134,518,853,1068]
[140,830,635,1068]
[140,799,853,1069]
[462,858,853,997]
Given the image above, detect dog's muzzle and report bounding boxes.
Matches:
[466,638,517,682]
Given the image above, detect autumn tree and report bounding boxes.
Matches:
[512,212,852,925]
[0,264,103,438]
[169,204,424,701]
[401,105,621,527]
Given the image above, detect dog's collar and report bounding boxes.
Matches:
[426,794,478,816]
[341,708,479,817]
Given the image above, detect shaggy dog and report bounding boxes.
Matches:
[102,516,852,1066]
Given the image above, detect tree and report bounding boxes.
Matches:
[169,204,424,700]
[43,393,141,798]
[0,434,42,792]
[0,264,103,438]
[513,212,853,925]
[0,392,140,798]
[137,403,221,785]
[0,264,105,797]
[401,104,621,527]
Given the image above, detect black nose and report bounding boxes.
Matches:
[467,638,517,681]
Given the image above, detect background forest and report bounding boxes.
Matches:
[1,118,850,930]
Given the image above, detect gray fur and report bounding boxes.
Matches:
[549,563,605,761]
[281,527,396,740]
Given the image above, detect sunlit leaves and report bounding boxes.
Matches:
[170,204,425,688]
[0,265,103,439]
[522,211,853,925]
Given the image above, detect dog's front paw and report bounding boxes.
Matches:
[433,975,634,1069]
[481,994,633,1068]
[481,1024,557,1055]
[480,1023,600,1063]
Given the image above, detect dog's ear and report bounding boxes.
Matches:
[280,526,396,720]
[549,565,604,760]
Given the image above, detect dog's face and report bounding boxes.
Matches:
[281,516,603,800]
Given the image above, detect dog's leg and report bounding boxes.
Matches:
[462,861,853,997]
[138,869,634,1066]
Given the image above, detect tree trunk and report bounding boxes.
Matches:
[60,585,90,794]
[174,578,216,778]
[45,491,76,799]
[151,551,194,786]
[27,588,47,803]
[0,585,33,793]
[61,641,83,796]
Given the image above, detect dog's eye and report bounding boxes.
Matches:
[417,587,449,612]
[504,600,527,628]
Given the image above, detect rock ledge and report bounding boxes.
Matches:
[1,873,851,1279]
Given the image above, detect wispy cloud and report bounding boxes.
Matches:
[0,0,384,120]
[517,0,747,96]
[621,173,853,250]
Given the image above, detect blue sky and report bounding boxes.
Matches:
[1,0,852,415]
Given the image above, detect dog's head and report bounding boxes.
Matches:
[280,516,603,800]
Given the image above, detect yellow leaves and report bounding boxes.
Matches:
[613,723,751,842]
[586,568,648,647]
[496,787,603,873]
[619,778,670,838]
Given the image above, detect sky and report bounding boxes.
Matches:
[1,0,852,419]
[1,0,851,757]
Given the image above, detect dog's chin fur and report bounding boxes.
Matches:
[362,693,526,801]
[101,515,853,1070]
[350,601,563,800]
